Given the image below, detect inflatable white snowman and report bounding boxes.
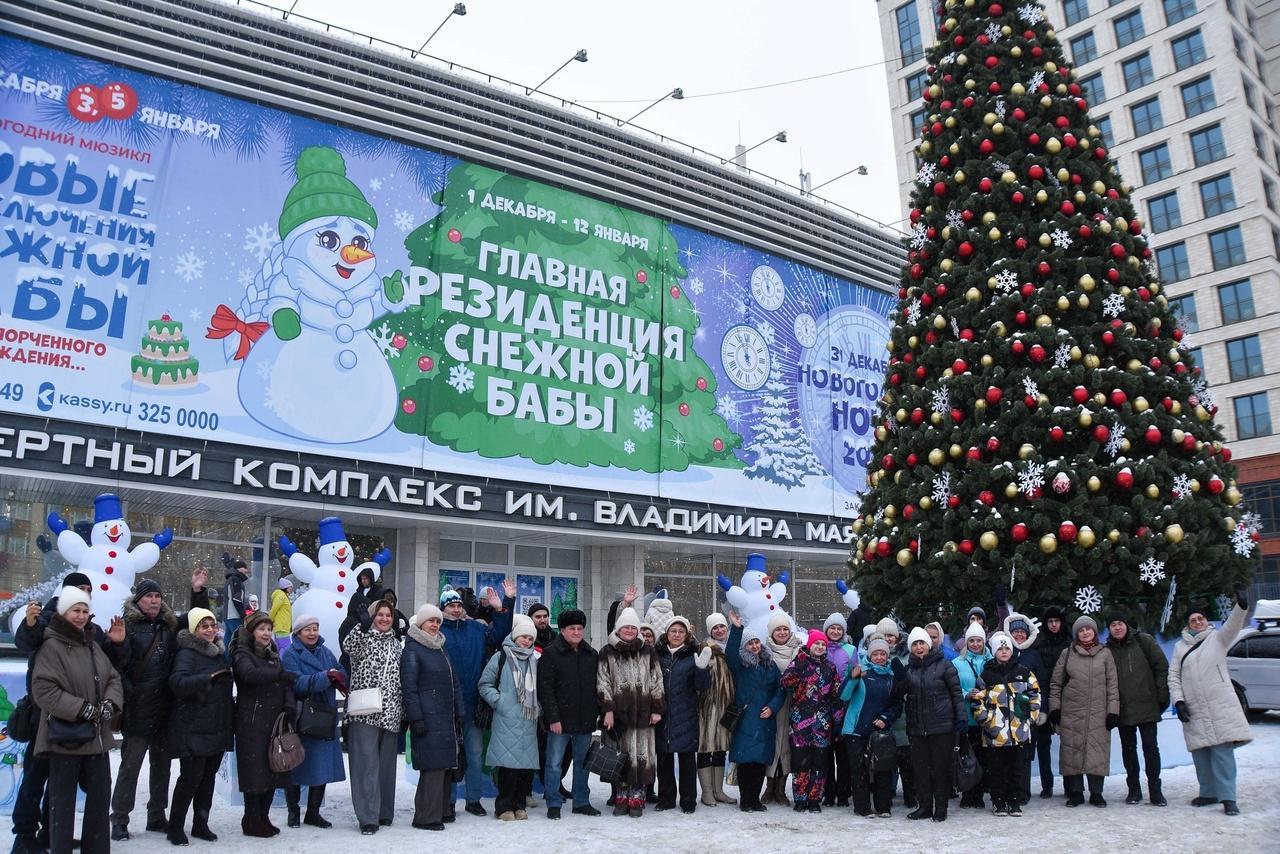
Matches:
[223,145,407,444]
[717,553,794,640]
[836,579,860,613]
[279,515,391,658]
[46,493,173,631]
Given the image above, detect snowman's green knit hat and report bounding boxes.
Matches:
[277,146,378,239]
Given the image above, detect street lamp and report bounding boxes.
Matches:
[622,88,684,125]
[412,3,467,58]
[283,0,301,19]
[531,49,589,94]
[807,164,868,195]
[725,131,787,166]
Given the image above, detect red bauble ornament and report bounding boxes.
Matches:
[678,403,690,417]
[1182,434,1197,452]
[1116,468,1135,489]
[1012,191,1025,205]
[961,328,975,341]
[1013,107,1027,121]
[1079,224,1092,239]
[1050,426,1065,442]
[1058,521,1078,542]
[401,398,417,415]
[1015,310,1029,326]
[934,182,949,197]
[985,55,999,68]
[980,138,995,154]
[906,453,919,467]
[1109,389,1127,407]
[959,539,975,555]
[881,455,896,470]
[1060,200,1075,216]
[953,358,968,373]
[1038,261,1051,276]
[979,177,993,193]
[979,490,995,506]
[447,228,462,243]
[696,377,708,390]
[1029,344,1046,363]
[986,386,1003,404]
[1028,132,1041,146]
[1055,116,1070,129]
[967,446,982,461]
[1012,523,1029,543]
[712,438,725,452]
[911,408,926,424]
[1109,243,1126,259]
[1015,237,1029,251]
[1092,425,1110,443]
[904,504,916,521]
[958,241,974,257]
[1072,386,1089,404]
[987,437,1001,453]
[988,2,1003,14]
[1028,165,1045,180]
[951,408,966,423]
[1207,476,1224,494]
[1101,330,1116,346]
[876,540,891,558]
[1010,339,1026,356]
[947,495,961,509]
[391,333,407,350]
[417,355,434,372]
[1222,447,1232,462]
[1024,395,1038,409]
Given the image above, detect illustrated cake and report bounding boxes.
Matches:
[131,314,199,386]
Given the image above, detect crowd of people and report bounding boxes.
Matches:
[12,565,1259,853]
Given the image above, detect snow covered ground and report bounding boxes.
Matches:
[104,714,1279,853]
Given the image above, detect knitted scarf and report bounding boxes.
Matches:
[506,640,539,720]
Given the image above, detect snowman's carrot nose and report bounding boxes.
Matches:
[340,244,374,264]
[761,576,770,587]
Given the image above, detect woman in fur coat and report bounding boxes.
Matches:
[597,607,665,817]
[696,613,737,806]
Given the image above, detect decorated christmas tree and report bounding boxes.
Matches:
[849,0,1258,630]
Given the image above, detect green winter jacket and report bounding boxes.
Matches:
[1107,628,1169,726]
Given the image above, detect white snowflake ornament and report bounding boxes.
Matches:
[916,163,938,186]
[931,386,951,413]
[1075,585,1102,614]
[1103,293,1126,318]
[1160,576,1178,631]
[1138,557,1167,586]
[1172,473,1192,499]
[1053,344,1072,369]
[946,209,965,230]
[1051,229,1073,249]
[1018,4,1045,25]
[1022,377,1039,398]
[1019,461,1045,498]
[1027,70,1046,91]
[910,223,929,249]
[984,22,1002,42]
[995,269,1019,294]
[906,298,922,326]
[1231,523,1257,557]
[932,472,952,504]
[1105,424,1126,458]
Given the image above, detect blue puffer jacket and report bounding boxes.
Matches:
[725,625,784,766]
[402,624,464,772]
[656,637,710,754]
[442,600,514,717]
[841,664,903,738]
[282,638,346,786]
[954,648,993,725]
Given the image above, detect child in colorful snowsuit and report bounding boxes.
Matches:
[970,632,1042,816]
[840,636,903,816]
[779,630,841,811]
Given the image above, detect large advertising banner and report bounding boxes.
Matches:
[0,35,893,518]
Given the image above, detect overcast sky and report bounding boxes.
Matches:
[262,0,904,229]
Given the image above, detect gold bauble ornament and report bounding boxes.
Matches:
[1036,189,1049,203]
[1036,314,1053,328]
[1011,45,1023,57]
[1078,410,1093,427]
[1190,478,1200,493]
[1005,482,1020,499]
[1078,526,1096,548]
[931,412,944,425]
[983,211,998,225]
[980,531,999,550]
[1134,397,1149,412]
[954,167,965,181]
[1087,476,1102,491]
[1165,524,1184,543]
[949,142,961,154]
[1071,346,1083,361]
[983,112,998,126]
[1019,443,1036,460]
[875,426,888,441]
[1039,233,1053,248]
[967,287,982,302]
[920,140,934,155]
[1011,82,1026,96]
[908,336,920,348]
[1079,273,1096,291]
[920,496,934,510]
[1145,484,1160,499]
[1040,534,1057,554]
[941,259,954,272]
[1046,138,1062,154]
[1093,393,1106,406]
[1057,168,1070,182]
[884,504,897,518]
[944,540,957,552]
[950,444,963,458]
[1077,294,1091,309]
[989,227,1002,241]
[1171,428,1185,443]
[1108,529,1121,543]
[1226,487,1242,506]
[897,548,913,567]
[929,448,945,466]
[1057,296,1070,311]
[981,354,994,367]
[975,398,988,412]
[1002,170,1017,184]
[933,314,948,329]
[1085,354,1101,368]
[895,408,908,423]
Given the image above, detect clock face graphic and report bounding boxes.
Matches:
[721,325,771,391]
[750,265,786,311]
[793,312,818,348]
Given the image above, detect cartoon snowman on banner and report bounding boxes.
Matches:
[279,516,390,658]
[717,553,795,639]
[45,493,173,632]
[209,145,408,444]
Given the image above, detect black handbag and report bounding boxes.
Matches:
[7,695,37,743]
[45,714,95,749]
[953,732,982,793]
[586,739,629,785]
[297,697,336,740]
[867,728,897,775]
[718,703,745,733]
[473,649,506,730]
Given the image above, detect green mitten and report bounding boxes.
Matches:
[272,307,301,341]
[382,270,405,304]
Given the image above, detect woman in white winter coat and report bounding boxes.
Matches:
[1168,584,1255,816]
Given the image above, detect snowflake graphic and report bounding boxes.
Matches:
[931,385,951,413]
[1138,557,1167,586]
[1172,473,1192,499]
[1192,379,1216,410]
[623,439,636,455]
[916,163,937,186]
[994,98,1007,120]
[873,507,885,526]
[1160,576,1178,631]
[447,364,475,394]
[996,269,1019,293]
[670,433,687,450]
[1105,432,1128,465]
[1216,594,1235,619]
[984,22,1003,41]
[1019,4,1045,24]
[1027,69,1046,90]
[940,52,957,65]
[1053,344,1072,369]
[370,323,397,359]
[991,159,1010,175]
[369,177,382,191]
[1103,293,1126,318]
[1242,511,1263,533]
[906,298,922,326]
[174,251,205,283]
[237,268,254,287]
[188,306,203,324]
[1074,585,1102,614]
[946,209,965,230]
[243,223,277,262]
[1231,523,1256,557]
[688,277,705,296]
[394,210,415,232]
[1019,461,1045,498]
[1022,377,1039,398]
[1047,172,1062,188]
[757,320,776,345]
[255,360,273,381]
[633,405,655,432]
[1051,229,1072,249]
[932,472,952,504]
[950,317,961,337]
[1101,206,1113,219]
[910,223,929,250]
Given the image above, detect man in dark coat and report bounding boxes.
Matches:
[110,579,181,840]
[537,609,600,819]
[1106,612,1170,806]
[527,602,557,649]
[221,556,252,640]
[1031,604,1072,797]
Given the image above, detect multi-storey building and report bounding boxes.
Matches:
[877,0,1280,595]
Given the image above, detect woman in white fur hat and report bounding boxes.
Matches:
[478,614,542,821]
[597,607,665,817]
[760,612,802,806]
[696,613,737,806]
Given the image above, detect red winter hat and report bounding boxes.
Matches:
[806,629,827,649]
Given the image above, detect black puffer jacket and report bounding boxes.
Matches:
[118,598,179,737]
[655,637,709,753]
[1035,626,1072,681]
[167,630,234,758]
[536,634,599,734]
[904,648,965,736]
[231,627,295,793]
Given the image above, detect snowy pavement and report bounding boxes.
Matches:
[103,715,1279,853]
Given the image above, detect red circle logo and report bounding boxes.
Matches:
[67,84,105,123]
[100,82,138,120]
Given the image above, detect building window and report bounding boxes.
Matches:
[1168,294,1198,331]
[1243,78,1258,112]
[1227,335,1265,381]
[1180,76,1215,117]
[908,107,928,137]
[1163,0,1196,24]
[1139,144,1174,183]
[1189,124,1226,166]
[1148,191,1182,231]
[1156,242,1191,281]
[1114,10,1145,48]
[1218,279,1255,323]
[1199,173,1236,217]
[1186,346,1203,375]
[1274,227,1280,261]
[1063,0,1090,26]
[1235,393,1272,440]
[1171,29,1207,70]
[1094,114,1113,146]
[1080,72,1106,105]
[1130,97,1163,135]
[1240,481,1280,538]
[1071,31,1099,65]
[1210,226,1246,269]
[896,3,924,65]
[905,71,928,103]
[1122,53,1155,91]
[1233,30,1246,62]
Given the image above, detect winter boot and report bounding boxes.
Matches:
[1125,781,1142,805]
[628,796,644,818]
[698,768,717,807]
[1089,792,1107,807]
[1223,801,1240,816]
[1191,796,1219,807]
[285,786,301,828]
[773,775,792,807]
[992,800,1008,816]
[1148,778,1166,807]
[190,811,217,843]
[931,802,948,822]
[303,786,332,828]
[711,768,736,805]
[907,805,933,820]
[110,824,129,843]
